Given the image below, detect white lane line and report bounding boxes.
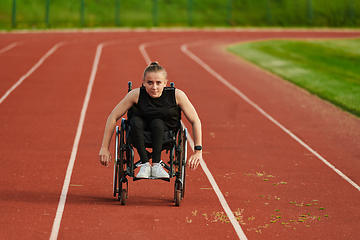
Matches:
[139,43,151,65]
[139,40,248,240]
[187,135,248,240]
[49,37,147,240]
[49,43,103,240]
[0,41,22,54]
[0,41,66,105]
[181,41,360,192]
[139,38,187,65]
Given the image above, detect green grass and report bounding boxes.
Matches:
[0,0,359,29]
[227,38,360,118]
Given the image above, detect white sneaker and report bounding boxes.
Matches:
[151,162,169,178]
[136,162,151,178]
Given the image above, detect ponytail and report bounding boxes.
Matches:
[143,61,167,80]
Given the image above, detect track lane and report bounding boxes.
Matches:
[0,39,99,239]
[50,34,163,239]
[0,32,100,103]
[0,41,69,105]
[56,35,240,240]
[139,37,248,239]
[0,40,63,101]
[141,38,248,239]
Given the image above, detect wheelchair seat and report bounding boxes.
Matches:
[134,129,177,148]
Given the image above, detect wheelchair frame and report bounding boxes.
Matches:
[112,82,188,206]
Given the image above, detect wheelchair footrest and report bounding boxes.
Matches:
[133,177,170,182]
[160,161,170,171]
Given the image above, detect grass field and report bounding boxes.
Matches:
[0,0,359,29]
[227,38,360,118]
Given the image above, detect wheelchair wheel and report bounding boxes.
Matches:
[175,190,181,206]
[180,128,188,199]
[113,163,119,197]
[114,120,128,204]
[113,126,121,197]
[120,189,127,205]
[174,181,181,206]
[174,127,188,206]
[117,156,128,205]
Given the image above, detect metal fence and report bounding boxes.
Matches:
[2,0,359,29]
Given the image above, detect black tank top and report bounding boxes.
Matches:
[137,87,181,129]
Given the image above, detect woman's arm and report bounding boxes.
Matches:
[99,88,139,167]
[176,89,202,170]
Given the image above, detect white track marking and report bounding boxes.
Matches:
[0,41,66,105]
[187,135,248,240]
[139,38,188,65]
[181,41,360,192]
[139,43,151,65]
[139,40,248,240]
[49,43,102,240]
[0,41,22,54]
[49,37,145,240]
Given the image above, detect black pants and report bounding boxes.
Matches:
[130,114,168,164]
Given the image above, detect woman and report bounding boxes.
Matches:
[99,62,202,178]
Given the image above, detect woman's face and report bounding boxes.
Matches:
[143,71,167,98]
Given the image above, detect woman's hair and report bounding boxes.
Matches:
[143,62,167,80]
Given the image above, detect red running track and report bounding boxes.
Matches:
[0,30,360,240]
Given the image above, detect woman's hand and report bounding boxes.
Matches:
[98,88,139,168]
[99,147,112,167]
[187,151,202,170]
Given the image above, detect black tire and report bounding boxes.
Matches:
[113,163,118,197]
[174,181,178,198]
[119,125,125,178]
[176,128,187,199]
[118,160,125,202]
[117,124,126,201]
[113,127,119,197]
[174,180,181,206]
[181,164,186,199]
[120,189,127,205]
[181,129,187,199]
[175,189,181,206]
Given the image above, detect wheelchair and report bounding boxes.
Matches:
[113,82,188,206]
